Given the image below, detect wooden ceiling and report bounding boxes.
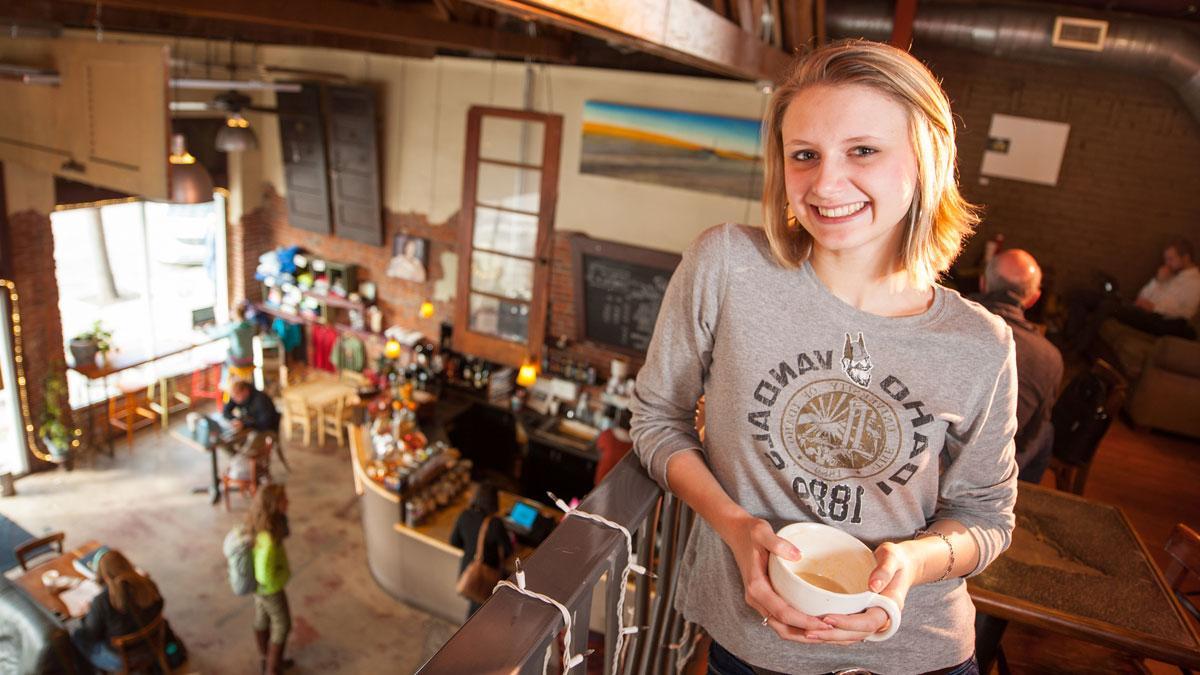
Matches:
[0,0,815,81]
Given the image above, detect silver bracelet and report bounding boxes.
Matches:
[915,529,955,582]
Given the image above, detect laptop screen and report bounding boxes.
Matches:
[509,501,538,529]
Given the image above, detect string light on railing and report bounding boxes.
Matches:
[545,491,652,673]
[1,279,83,464]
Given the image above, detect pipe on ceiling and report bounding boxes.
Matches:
[827,0,1200,124]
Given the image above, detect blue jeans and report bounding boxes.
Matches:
[707,640,979,675]
[70,631,122,671]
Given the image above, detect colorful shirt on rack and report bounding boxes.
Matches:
[310,324,339,372]
[330,335,366,372]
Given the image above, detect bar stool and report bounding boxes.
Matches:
[108,370,158,450]
[190,359,224,407]
[147,363,192,430]
[228,364,256,390]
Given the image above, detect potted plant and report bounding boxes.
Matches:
[38,368,72,462]
[69,320,113,366]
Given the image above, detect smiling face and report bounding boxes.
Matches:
[782,84,918,266]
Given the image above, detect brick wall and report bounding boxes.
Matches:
[917,46,1200,296]
[233,189,641,378]
[547,231,645,375]
[244,189,458,354]
[8,209,71,469]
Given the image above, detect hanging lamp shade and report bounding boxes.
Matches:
[168,133,214,204]
[215,113,258,152]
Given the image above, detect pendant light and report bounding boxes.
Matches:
[214,42,258,153]
[215,112,258,152]
[168,133,214,204]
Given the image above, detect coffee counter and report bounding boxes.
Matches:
[348,423,564,624]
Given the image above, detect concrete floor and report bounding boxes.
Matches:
[0,406,457,674]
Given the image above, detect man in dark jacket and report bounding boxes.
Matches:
[223,380,281,458]
[978,249,1064,483]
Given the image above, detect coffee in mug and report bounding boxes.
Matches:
[768,522,902,641]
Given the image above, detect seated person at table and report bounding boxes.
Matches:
[224,380,281,456]
[70,549,164,671]
[976,249,1063,484]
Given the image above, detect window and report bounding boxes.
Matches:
[52,194,229,407]
[454,107,562,368]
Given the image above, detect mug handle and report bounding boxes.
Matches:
[863,593,902,642]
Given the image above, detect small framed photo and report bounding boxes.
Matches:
[388,234,429,283]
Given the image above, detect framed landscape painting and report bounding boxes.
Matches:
[580,100,763,199]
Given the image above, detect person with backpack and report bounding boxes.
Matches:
[246,484,292,674]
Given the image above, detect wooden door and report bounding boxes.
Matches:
[276,83,332,235]
[325,85,383,246]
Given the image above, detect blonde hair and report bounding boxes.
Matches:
[761,40,978,287]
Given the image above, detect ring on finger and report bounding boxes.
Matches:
[760,615,770,626]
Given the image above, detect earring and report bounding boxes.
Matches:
[785,204,799,229]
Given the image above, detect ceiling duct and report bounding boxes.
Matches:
[826,0,1200,125]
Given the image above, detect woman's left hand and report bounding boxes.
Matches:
[803,541,919,645]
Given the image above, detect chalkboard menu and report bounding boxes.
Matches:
[570,235,681,355]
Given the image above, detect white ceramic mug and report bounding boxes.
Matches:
[767,522,902,642]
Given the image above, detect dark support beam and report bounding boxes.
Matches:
[461,0,792,81]
[5,1,438,59]
[891,0,918,49]
[55,0,571,61]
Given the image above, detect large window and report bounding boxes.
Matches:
[52,194,229,408]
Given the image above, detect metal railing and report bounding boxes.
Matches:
[418,452,696,674]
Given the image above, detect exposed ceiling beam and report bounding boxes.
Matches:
[460,0,793,81]
[55,0,572,62]
[6,1,438,59]
[891,0,917,49]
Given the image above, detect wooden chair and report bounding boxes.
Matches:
[110,612,172,674]
[221,443,268,512]
[1164,523,1200,624]
[320,395,355,448]
[281,396,314,446]
[1048,358,1127,495]
[14,531,65,571]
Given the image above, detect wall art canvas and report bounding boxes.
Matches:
[580,100,763,199]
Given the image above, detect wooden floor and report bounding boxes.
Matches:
[1001,417,1200,674]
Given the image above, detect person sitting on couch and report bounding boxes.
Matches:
[1063,238,1199,353]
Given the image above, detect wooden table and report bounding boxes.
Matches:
[13,540,102,619]
[969,483,1200,669]
[282,376,359,442]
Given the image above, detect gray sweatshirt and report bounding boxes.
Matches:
[630,224,1018,675]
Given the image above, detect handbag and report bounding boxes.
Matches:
[455,515,502,604]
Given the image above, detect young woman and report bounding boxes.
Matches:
[630,40,1018,675]
[70,549,164,671]
[247,484,293,674]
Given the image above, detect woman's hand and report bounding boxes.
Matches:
[805,541,919,644]
[718,514,833,643]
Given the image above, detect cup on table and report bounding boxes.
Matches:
[767,522,902,641]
